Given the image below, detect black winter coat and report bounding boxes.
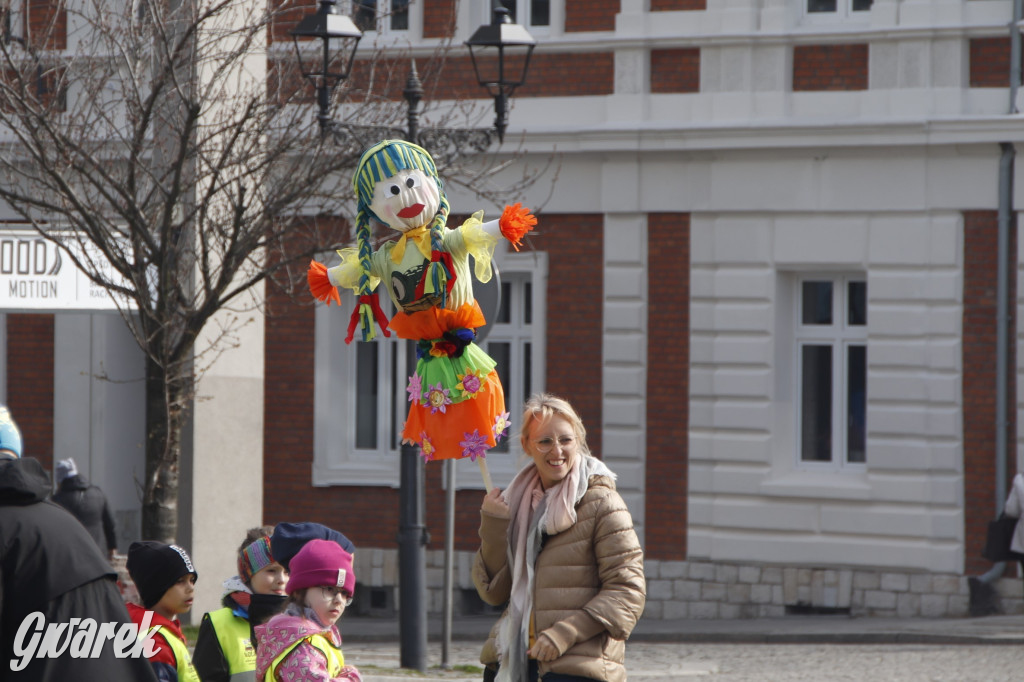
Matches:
[0,457,156,682]
[53,474,118,554]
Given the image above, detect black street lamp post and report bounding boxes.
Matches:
[290,0,362,133]
[466,8,536,143]
[291,5,536,672]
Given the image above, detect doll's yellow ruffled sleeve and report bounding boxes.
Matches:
[328,247,380,292]
[460,211,499,283]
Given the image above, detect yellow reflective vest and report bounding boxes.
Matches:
[264,633,344,682]
[145,626,201,682]
[208,607,258,681]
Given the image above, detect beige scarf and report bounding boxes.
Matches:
[495,455,614,682]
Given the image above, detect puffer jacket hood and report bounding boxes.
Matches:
[59,474,91,492]
[0,456,51,505]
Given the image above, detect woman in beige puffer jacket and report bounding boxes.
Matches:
[472,394,646,682]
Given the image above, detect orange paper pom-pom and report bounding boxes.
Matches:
[308,260,341,306]
[499,203,537,252]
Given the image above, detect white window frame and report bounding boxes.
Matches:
[793,274,866,473]
[313,245,547,487]
[491,0,554,37]
[802,0,873,23]
[1,0,25,45]
[454,250,547,489]
[348,0,416,37]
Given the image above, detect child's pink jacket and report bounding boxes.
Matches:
[255,612,361,682]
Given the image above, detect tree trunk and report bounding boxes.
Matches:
[141,354,190,543]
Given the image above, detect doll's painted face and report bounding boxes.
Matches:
[369,168,441,233]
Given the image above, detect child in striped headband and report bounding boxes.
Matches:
[239,535,278,587]
[308,139,537,470]
[193,527,290,682]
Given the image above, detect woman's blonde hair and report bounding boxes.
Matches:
[518,393,591,457]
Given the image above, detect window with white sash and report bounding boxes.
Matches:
[795,275,867,470]
[0,0,24,44]
[804,0,873,21]
[498,0,550,29]
[351,0,410,33]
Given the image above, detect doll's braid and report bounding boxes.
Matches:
[354,208,378,341]
[423,178,453,306]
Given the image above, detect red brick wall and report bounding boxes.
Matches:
[26,0,66,50]
[358,52,615,100]
[968,37,1023,88]
[268,50,614,107]
[651,48,700,94]
[792,44,868,91]
[962,210,1017,575]
[269,0,316,43]
[7,314,54,468]
[652,0,706,9]
[565,0,619,32]
[423,0,456,38]
[527,214,604,458]
[645,214,689,561]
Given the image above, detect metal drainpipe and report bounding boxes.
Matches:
[978,0,1022,586]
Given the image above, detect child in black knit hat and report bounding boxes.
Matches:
[126,541,200,682]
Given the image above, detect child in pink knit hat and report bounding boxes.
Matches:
[255,539,360,682]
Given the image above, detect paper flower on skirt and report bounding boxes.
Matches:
[422,383,452,414]
[493,411,511,441]
[460,430,489,462]
[407,374,423,403]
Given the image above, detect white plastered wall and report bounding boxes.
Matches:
[685,139,986,573]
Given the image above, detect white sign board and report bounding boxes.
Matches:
[0,229,133,312]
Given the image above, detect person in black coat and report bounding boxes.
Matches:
[52,457,118,558]
[0,407,156,682]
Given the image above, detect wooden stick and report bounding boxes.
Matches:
[478,457,494,493]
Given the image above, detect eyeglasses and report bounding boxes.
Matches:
[533,435,575,454]
[318,586,353,606]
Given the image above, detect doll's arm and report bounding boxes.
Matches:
[479,203,537,251]
[308,248,379,306]
[459,205,536,283]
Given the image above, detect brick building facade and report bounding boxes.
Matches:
[6,0,1024,621]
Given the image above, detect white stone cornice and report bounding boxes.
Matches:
[515,116,1024,154]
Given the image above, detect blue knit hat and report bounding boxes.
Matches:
[271,522,355,571]
[0,406,22,459]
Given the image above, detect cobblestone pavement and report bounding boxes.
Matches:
[350,641,1021,681]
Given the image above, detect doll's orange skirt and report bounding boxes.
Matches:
[391,301,508,461]
[401,369,506,461]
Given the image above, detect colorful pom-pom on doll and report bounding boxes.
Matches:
[308,139,536,472]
